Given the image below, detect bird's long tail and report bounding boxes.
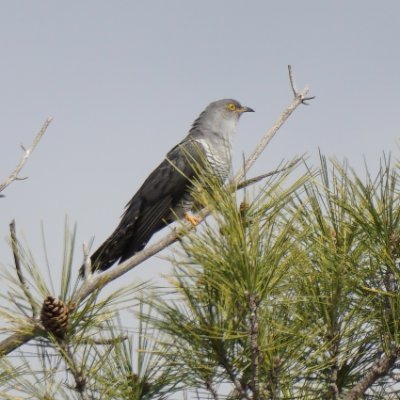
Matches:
[89,235,121,272]
[79,223,149,276]
[79,230,128,276]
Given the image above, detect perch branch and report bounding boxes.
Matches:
[0,118,52,194]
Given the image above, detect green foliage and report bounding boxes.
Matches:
[2,154,400,399]
[0,220,162,399]
[143,154,400,399]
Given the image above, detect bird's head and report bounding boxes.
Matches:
[208,99,255,120]
[192,99,254,140]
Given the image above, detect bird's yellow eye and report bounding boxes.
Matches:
[226,102,237,111]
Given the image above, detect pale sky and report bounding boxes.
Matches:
[1,1,399,289]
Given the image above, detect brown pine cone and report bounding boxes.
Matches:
[40,296,69,339]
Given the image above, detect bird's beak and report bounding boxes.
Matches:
[239,106,255,113]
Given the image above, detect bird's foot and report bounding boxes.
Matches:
[184,213,201,226]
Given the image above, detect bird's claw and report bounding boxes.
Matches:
[185,213,201,226]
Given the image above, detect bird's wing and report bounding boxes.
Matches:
[90,140,206,270]
[120,140,206,251]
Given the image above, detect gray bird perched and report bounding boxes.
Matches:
[88,99,254,272]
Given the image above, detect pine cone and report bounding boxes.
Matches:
[40,296,69,339]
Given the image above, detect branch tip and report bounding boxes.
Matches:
[288,65,315,105]
[0,117,53,194]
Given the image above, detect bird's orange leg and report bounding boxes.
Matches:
[184,213,201,226]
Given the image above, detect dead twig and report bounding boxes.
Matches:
[0,118,52,195]
[9,220,38,318]
[288,65,315,105]
[236,157,302,190]
[235,65,314,184]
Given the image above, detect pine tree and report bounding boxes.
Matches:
[3,75,400,399]
[1,154,400,399]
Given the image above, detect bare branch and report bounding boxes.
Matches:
[288,65,315,105]
[72,225,181,303]
[0,331,35,355]
[236,157,302,190]
[9,220,38,318]
[235,67,313,184]
[0,118,52,194]
[288,65,298,98]
[343,350,399,400]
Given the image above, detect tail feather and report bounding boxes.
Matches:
[90,237,121,272]
[81,224,148,275]
[79,230,128,276]
[90,227,133,272]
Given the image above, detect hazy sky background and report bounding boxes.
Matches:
[1,1,399,291]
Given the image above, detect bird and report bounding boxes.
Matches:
[87,99,254,273]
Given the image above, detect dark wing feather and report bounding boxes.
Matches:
[90,140,206,271]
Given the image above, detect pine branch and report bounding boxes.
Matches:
[205,379,219,400]
[60,343,90,400]
[342,350,399,400]
[248,293,261,400]
[0,331,36,355]
[328,341,340,400]
[0,118,52,194]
